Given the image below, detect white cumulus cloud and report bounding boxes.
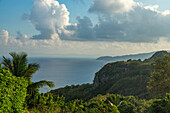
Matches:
[25,0,70,40]
[0,30,9,45]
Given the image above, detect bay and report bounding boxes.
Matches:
[28,58,107,93]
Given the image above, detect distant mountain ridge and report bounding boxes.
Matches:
[96,51,169,61]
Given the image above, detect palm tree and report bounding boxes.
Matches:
[2,52,55,92]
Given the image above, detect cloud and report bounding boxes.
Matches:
[93,6,170,42]
[22,0,170,43]
[1,30,170,58]
[0,30,23,46]
[0,30,9,44]
[144,5,170,16]
[1,30,63,49]
[25,0,70,40]
[144,5,159,12]
[15,31,61,47]
[162,10,170,16]
[16,31,28,41]
[88,0,137,14]
[60,0,170,43]
[60,16,95,41]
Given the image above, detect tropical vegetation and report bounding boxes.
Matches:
[2,52,54,109]
[0,51,169,113]
[0,64,28,113]
[147,53,170,98]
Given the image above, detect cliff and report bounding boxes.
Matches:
[93,51,168,98]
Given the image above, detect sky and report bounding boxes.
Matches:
[0,0,170,58]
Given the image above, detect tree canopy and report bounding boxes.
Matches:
[147,53,170,98]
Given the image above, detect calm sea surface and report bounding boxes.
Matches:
[27,58,107,92]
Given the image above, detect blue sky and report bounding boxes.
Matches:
[0,0,170,58]
[135,0,170,11]
[0,0,93,35]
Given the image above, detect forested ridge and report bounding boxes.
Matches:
[0,51,169,113]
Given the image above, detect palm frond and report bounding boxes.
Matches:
[9,52,19,76]
[17,52,28,77]
[28,80,55,90]
[23,63,40,80]
[2,56,13,73]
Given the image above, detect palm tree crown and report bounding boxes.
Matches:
[2,52,55,90]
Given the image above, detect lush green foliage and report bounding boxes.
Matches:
[147,53,170,98]
[1,51,170,113]
[51,84,93,102]
[92,60,153,99]
[0,65,28,113]
[2,52,55,109]
[147,93,170,113]
[26,93,149,113]
[27,93,170,113]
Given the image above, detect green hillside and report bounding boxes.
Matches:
[51,51,168,101]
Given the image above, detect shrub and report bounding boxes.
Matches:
[118,101,136,113]
[147,93,170,113]
[0,66,28,113]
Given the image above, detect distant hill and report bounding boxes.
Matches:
[96,51,158,61]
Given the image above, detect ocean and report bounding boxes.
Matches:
[28,58,107,93]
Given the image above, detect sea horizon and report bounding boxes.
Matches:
[26,57,107,93]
